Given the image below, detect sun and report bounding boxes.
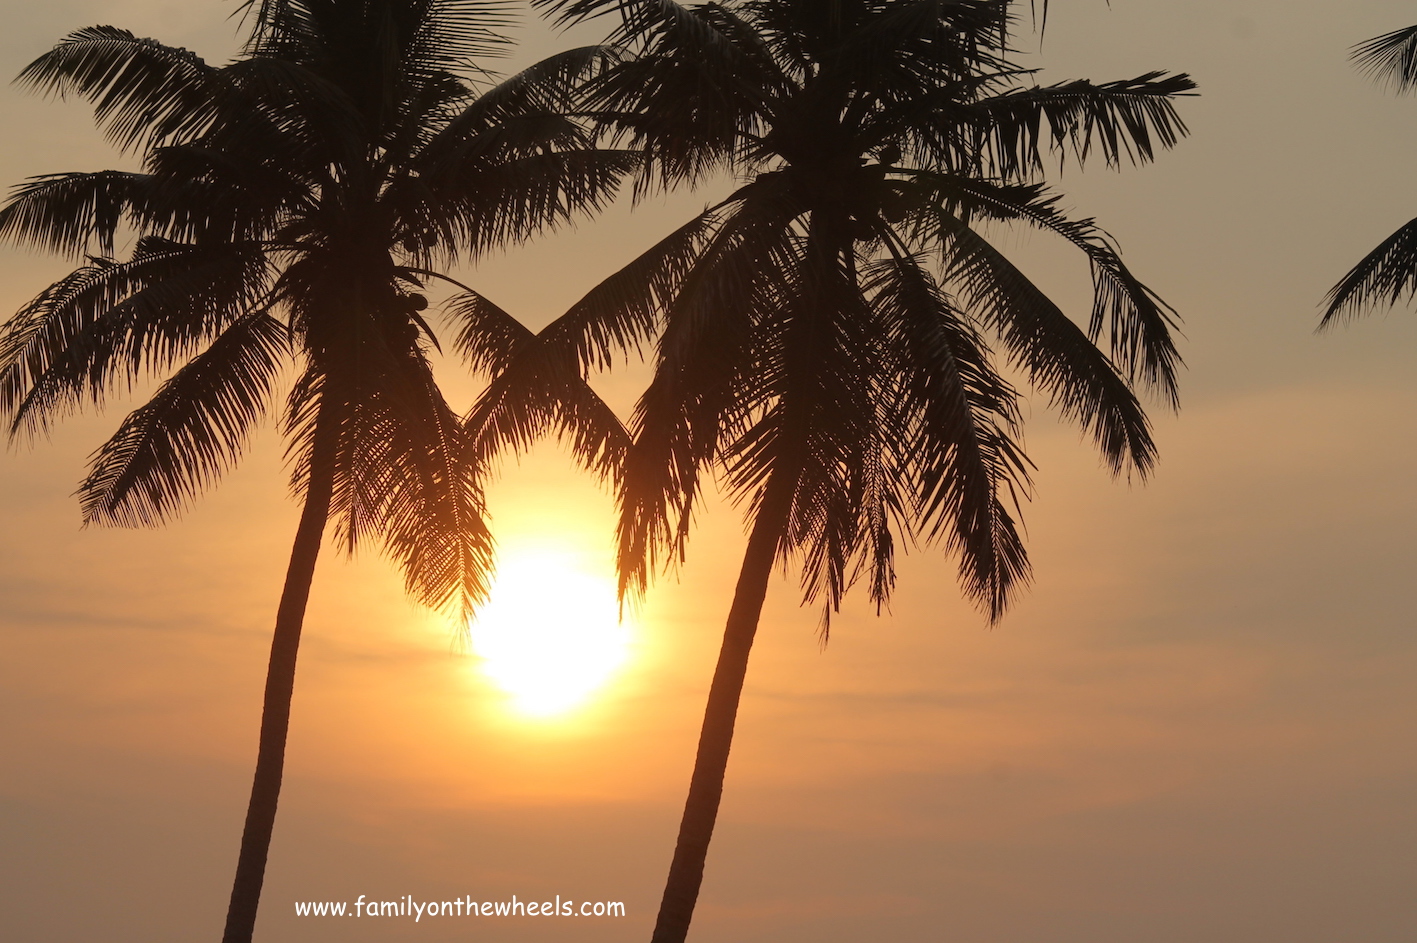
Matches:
[468,549,632,717]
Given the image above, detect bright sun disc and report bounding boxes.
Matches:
[469,552,630,717]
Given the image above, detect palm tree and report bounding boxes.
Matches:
[0,2,631,940]
[496,2,1193,940]
[1324,23,1417,324]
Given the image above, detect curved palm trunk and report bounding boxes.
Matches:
[650,480,794,943]
[221,416,338,943]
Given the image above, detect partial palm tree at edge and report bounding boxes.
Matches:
[1325,22,1417,325]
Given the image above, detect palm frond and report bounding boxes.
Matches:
[246,0,514,68]
[204,55,364,171]
[365,358,496,618]
[422,44,624,154]
[409,148,639,261]
[79,311,288,527]
[1353,24,1417,91]
[510,205,722,375]
[808,0,1008,97]
[406,0,519,71]
[618,191,805,598]
[932,214,1156,475]
[915,173,1182,405]
[533,0,663,34]
[139,145,312,243]
[977,72,1196,175]
[0,240,273,437]
[449,285,631,484]
[17,26,217,151]
[583,0,779,190]
[458,207,727,512]
[0,171,144,257]
[1322,216,1417,327]
[866,248,1032,620]
[732,232,895,627]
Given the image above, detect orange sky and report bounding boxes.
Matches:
[2,2,1416,942]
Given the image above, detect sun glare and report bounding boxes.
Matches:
[469,550,631,717]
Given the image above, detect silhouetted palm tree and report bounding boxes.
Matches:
[503,2,1193,939]
[1324,23,1417,325]
[0,2,630,940]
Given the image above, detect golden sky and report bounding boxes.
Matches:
[2,1,1415,942]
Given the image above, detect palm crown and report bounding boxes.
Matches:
[0,0,631,606]
[527,0,1190,621]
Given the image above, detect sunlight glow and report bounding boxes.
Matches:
[469,550,631,717]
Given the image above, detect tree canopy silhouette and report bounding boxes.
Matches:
[1324,22,1417,326]
[0,1,631,939]
[491,1,1194,940]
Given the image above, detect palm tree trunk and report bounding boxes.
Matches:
[650,478,794,943]
[221,415,338,943]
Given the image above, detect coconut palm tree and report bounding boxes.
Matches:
[1324,23,1417,325]
[0,2,631,939]
[488,1,1193,939]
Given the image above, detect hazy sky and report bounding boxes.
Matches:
[2,2,1415,942]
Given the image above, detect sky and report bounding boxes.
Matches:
[1,1,1415,942]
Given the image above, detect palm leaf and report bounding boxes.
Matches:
[931,213,1156,475]
[0,171,146,256]
[362,358,496,618]
[913,173,1182,404]
[1322,216,1417,327]
[617,189,806,597]
[410,148,639,260]
[448,285,631,484]
[581,0,779,189]
[79,311,288,527]
[1353,24,1417,91]
[976,72,1197,175]
[421,44,624,154]
[0,240,272,435]
[17,26,217,151]
[866,248,1031,620]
